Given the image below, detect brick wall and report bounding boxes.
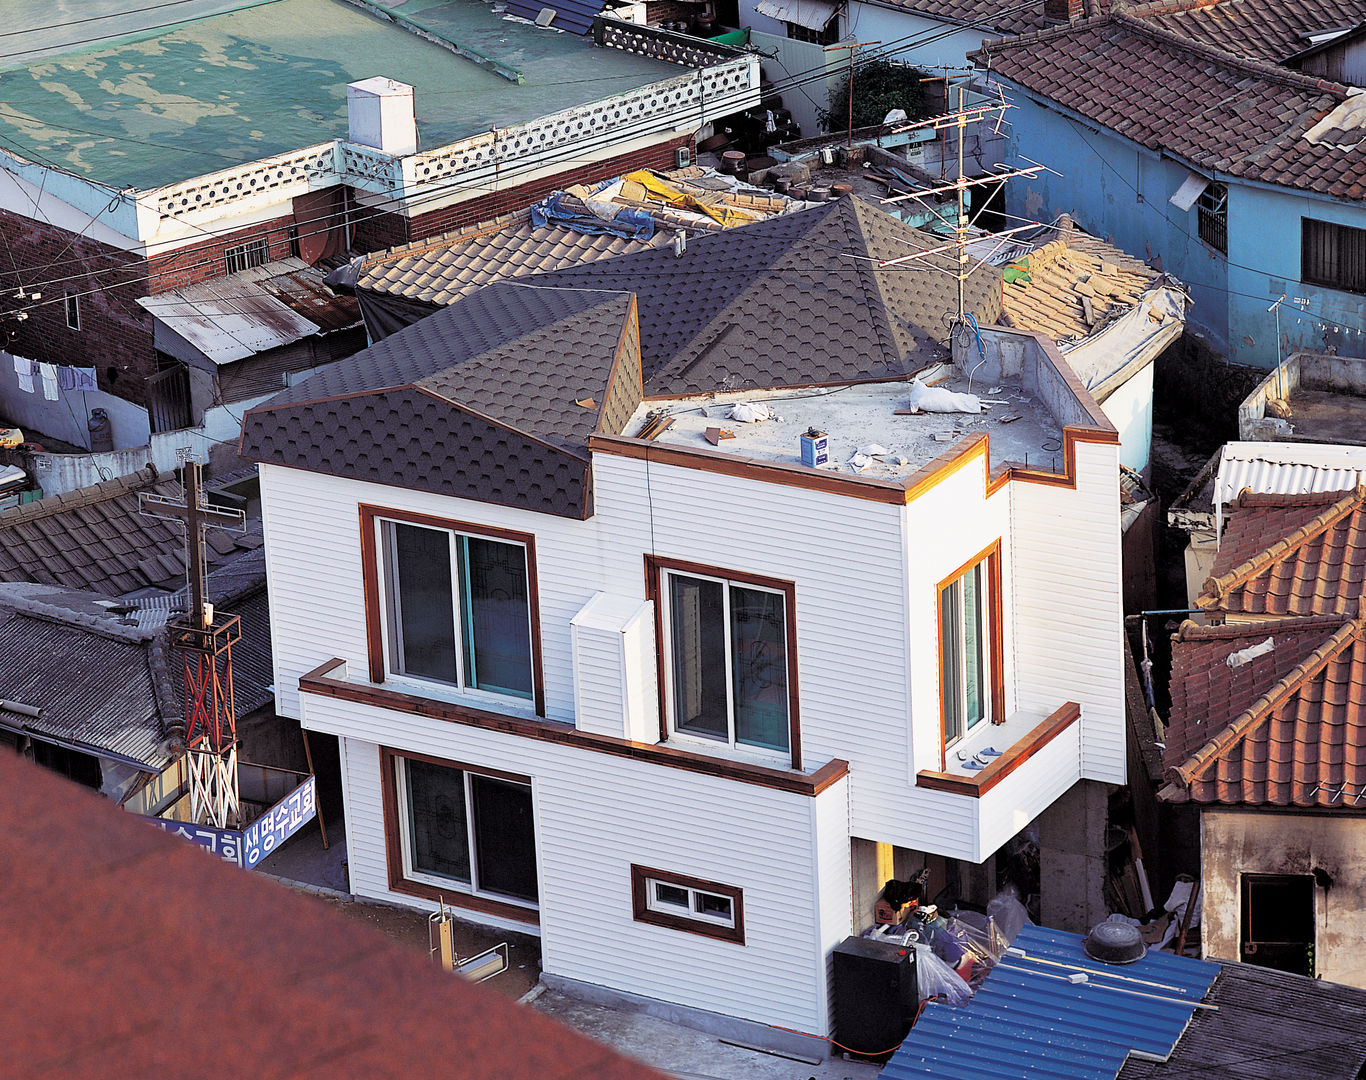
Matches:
[147,214,299,293]
[350,133,693,250]
[0,207,153,404]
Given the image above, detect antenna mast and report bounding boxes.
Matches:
[140,461,247,828]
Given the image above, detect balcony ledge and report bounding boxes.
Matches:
[916,702,1081,798]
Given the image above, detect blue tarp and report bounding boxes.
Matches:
[530,190,655,241]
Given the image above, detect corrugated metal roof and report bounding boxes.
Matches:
[137,257,359,366]
[1215,441,1366,506]
[0,607,169,770]
[754,0,838,30]
[880,925,1219,1080]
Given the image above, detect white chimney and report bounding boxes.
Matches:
[346,77,417,157]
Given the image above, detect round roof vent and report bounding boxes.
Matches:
[1082,920,1147,965]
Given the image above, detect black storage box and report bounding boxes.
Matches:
[830,936,918,1061]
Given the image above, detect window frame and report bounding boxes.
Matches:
[1196,181,1228,254]
[64,290,81,331]
[645,555,801,769]
[360,505,544,716]
[1302,216,1366,294]
[380,747,540,923]
[630,864,745,944]
[937,541,1005,766]
[1240,872,1316,976]
[224,236,271,275]
[785,17,840,45]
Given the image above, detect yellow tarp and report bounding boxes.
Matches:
[622,170,759,227]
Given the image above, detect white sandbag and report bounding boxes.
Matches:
[904,377,983,414]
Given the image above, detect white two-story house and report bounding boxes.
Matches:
[239,204,1125,1055]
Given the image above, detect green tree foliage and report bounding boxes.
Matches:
[818,60,927,133]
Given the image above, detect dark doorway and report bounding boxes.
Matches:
[1241,873,1315,976]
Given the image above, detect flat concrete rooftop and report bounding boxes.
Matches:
[628,372,1068,482]
[0,0,680,189]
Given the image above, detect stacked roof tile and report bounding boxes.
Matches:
[1199,486,1366,617]
[974,15,1366,200]
[999,225,1159,344]
[1164,485,1366,807]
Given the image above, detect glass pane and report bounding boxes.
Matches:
[387,522,458,683]
[940,579,964,744]
[730,586,789,752]
[654,883,689,909]
[470,774,538,902]
[405,759,469,883]
[962,565,987,730]
[460,537,532,698]
[669,575,729,740]
[696,892,732,920]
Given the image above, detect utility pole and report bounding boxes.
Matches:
[141,461,247,828]
[824,40,881,147]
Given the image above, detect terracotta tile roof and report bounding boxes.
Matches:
[0,751,665,1080]
[1163,614,1366,806]
[859,0,1109,39]
[1198,486,1366,618]
[998,225,1158,345]
[1129,0,1366,63]
[356,208,666,308]
[973,16,1366,201]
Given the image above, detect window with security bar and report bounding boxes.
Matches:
[223,237,270,275]
[1197,182,1227,254]
[1303,217,1366,294]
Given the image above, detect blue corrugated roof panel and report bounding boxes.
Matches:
[880,925,1220,1080]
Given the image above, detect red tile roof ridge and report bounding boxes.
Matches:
[976,12,1351,102]
[1173,612,1351,642]
[0,464,162,528]
[1197,484,1366,611]
[1168,615,1365,790]
[1123,0,1216,15]
[1163,617,1366,791]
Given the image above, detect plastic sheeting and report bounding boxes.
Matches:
[530,191,656,241]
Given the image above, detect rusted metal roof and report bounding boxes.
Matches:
[137,257,359,366]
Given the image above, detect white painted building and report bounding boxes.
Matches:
[241,250,1124,1053]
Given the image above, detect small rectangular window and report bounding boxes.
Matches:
[1197,182,1227,254]
[224,237,271,275]
[64,291,80,331]
[785,18,839,45]
[1241,873,1314,976]
[1303,217,1366,294]
[631,865,744,943]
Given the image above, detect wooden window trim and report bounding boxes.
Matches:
[916,701,1080,797]
[630,864,745,944]
[378,745,540,926]
[301,659,848,797]
[936,540,1005,769]
[359,504,545,717]
[644,555,801,770]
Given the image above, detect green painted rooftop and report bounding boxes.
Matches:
[0,0,681,190]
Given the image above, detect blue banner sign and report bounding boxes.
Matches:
[143,775,317,871]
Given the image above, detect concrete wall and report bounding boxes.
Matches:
[1201,808,1366,988]
[844,4,992,71]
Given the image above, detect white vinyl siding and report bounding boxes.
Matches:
[318,711,840,1034]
